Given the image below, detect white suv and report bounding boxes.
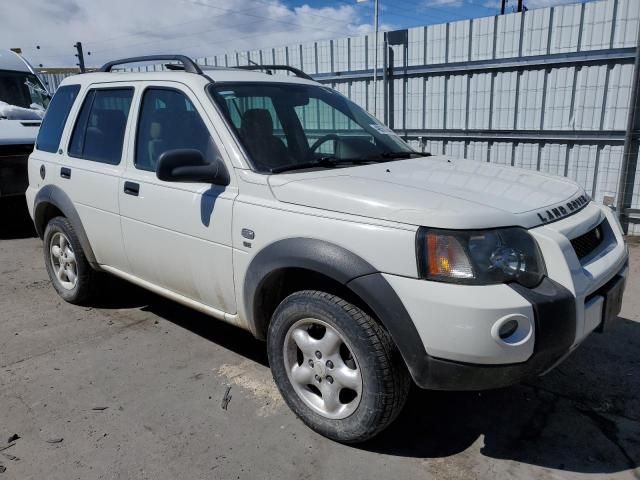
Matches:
[27,55,628,443]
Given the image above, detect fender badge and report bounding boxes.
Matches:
[241,228,255,240]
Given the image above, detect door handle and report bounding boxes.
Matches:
[60,167,71,179]
[123,181,140,196]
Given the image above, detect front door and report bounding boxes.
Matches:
[119,83,237,314]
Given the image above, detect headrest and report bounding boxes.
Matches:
[150,122,162,140]
[241,109,274,136]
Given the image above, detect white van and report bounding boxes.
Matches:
[0,49,50,198]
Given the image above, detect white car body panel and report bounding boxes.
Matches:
[117,81,237,314]
[232,170,418,327]
[382,276,536,364]
[0,120,41,145]
[268,157,584,229]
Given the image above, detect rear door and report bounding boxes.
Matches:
[58,84,135,271]
[119,82,237,315]
[28,84,81,207]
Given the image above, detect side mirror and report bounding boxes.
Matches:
[156,149,230,186]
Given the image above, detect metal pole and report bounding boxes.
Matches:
[388,46,395,129]
[373,0,379,118]
[403,40,408,138]
[616,26,640,232]
[383,33,388,125]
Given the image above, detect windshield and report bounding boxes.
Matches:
[0,70,50,120]
[208,82,416,173]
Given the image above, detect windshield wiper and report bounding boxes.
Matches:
[271,156,379,174]
[270,157,339,174]
[270,151,430,174]
[368,150,430,160]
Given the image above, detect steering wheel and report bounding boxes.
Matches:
[308,134,340,156]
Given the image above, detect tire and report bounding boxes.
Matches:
[267,290,410,443]
[43,216,96,304]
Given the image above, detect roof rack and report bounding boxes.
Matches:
[99,55,203,74]
[235,65,313,81]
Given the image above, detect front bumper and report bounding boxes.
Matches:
[384,203,628,390]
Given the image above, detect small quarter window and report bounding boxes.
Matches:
[135,88,219,172]
[35,84,80,153]
[68,88,134,165]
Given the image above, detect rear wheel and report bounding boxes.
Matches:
[43,216,96,304]
[267,290,410,443]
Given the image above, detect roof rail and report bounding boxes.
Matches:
[235,65,313,81]
[99,55,203,74]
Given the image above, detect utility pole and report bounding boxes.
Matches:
[501,0,506,14]
[373,0,379,118]
[74,42,86,73]
[517,0,523,12]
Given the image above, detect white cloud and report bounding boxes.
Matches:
[482,0,502,8]
[425,0,465,7]
[0,0,380,67]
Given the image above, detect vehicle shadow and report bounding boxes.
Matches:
[95,275,269,366]
[142,297,269,367]
[358,316,640,475]
[0,196,37,239]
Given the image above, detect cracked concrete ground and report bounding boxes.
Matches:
[0,196,639,479]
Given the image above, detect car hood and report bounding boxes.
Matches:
[268,156,589,229]
[0,119,40,145]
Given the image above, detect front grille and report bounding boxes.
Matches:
[0,144,32,196]
[571,223,604,260]
[0,144,34,158]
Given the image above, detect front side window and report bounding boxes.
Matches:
[35,84,80,153]
[135,88,219,172]
[0,70,50,121]
[69,88,133,165]
[209,82,415,173]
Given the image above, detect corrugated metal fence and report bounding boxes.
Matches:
[39,0,640,232]
[38,69,78,92]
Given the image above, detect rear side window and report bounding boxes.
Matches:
[69,88,134,165]
[36,84,80,153]
[135,88,219,172]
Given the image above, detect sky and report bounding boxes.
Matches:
[1,0,584,68]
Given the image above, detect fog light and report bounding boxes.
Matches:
[491,313,533,347]
[498,319,519,340]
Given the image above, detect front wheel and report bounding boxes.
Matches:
[267,290,410,443]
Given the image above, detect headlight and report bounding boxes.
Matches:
[416,227,546,288]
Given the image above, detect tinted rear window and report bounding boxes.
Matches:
[35,84,80,153]
[68,88,133,165]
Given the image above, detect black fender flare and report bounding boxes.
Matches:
[243,238,430,385]
[33,184,99,268]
